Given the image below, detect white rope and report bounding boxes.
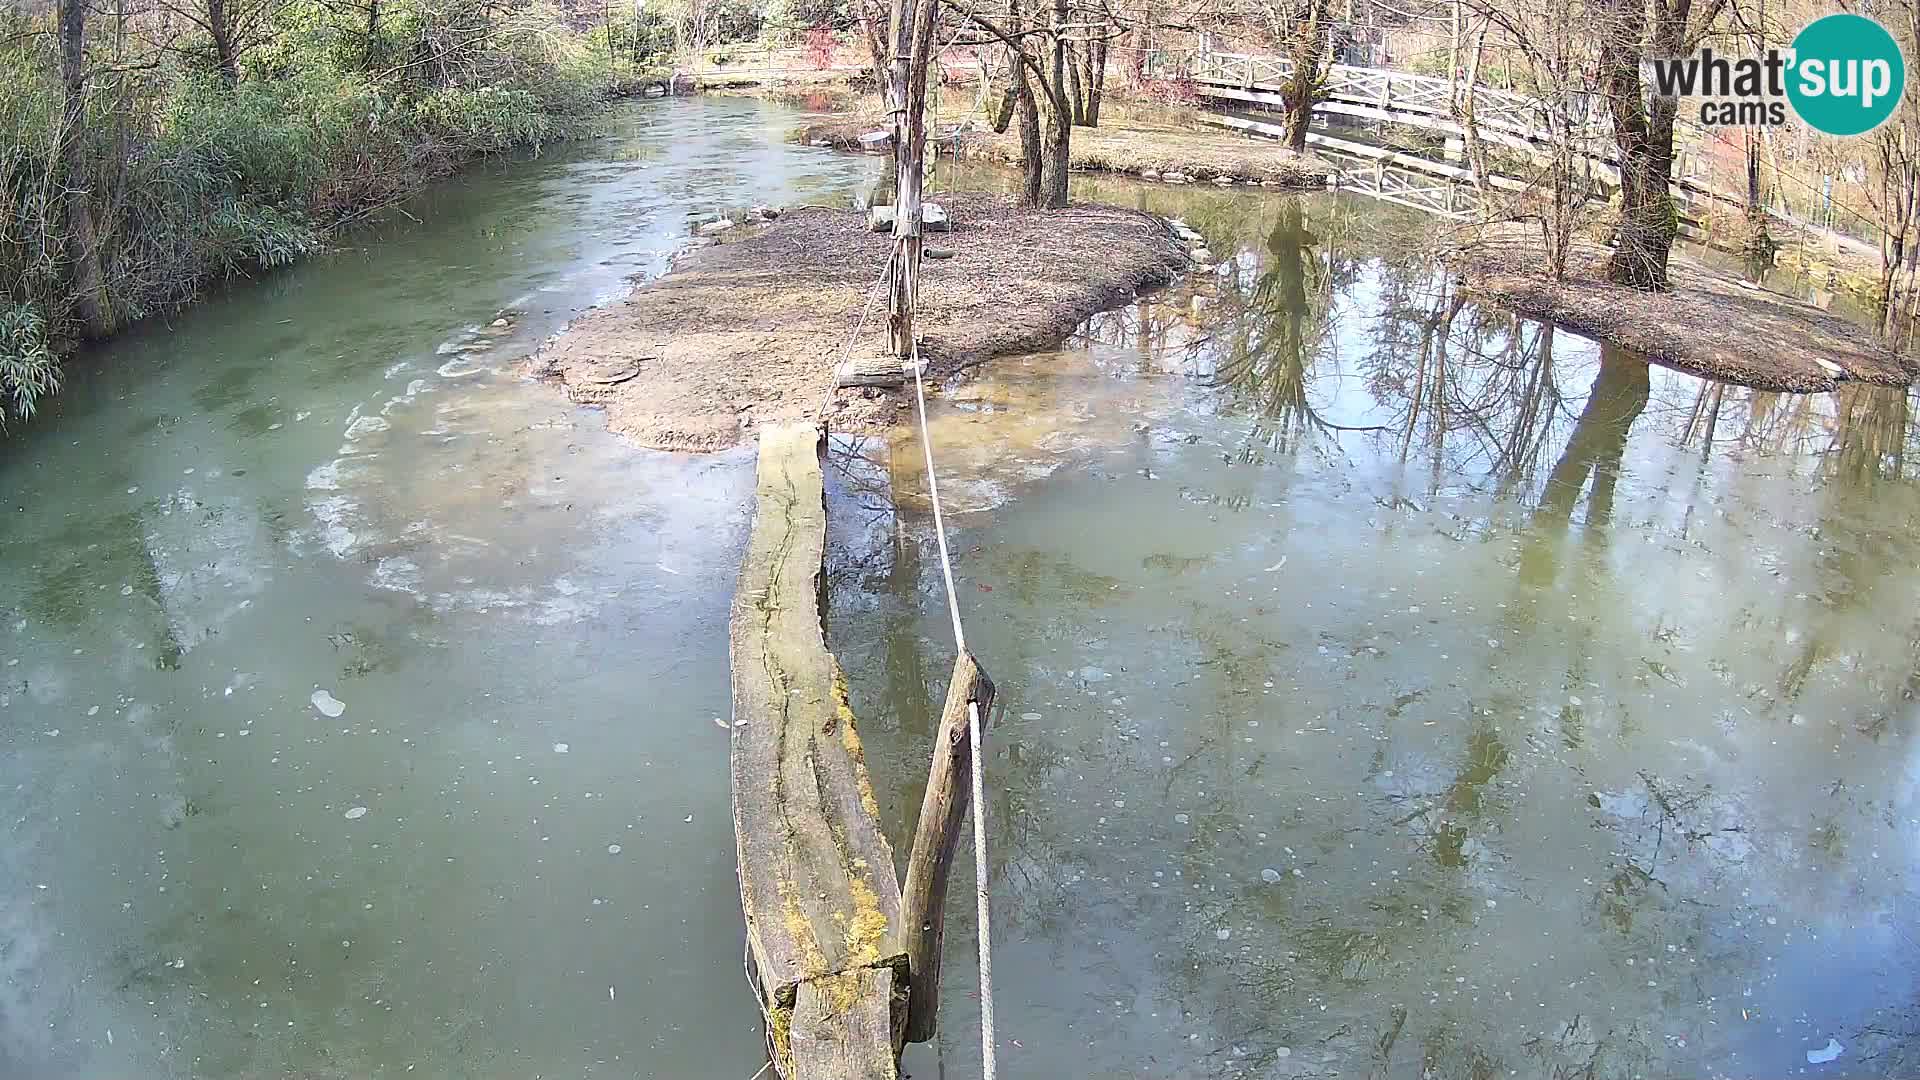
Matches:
[813,258,895,422]
[909,338,968,654]
[908,336,997,1080]
[966,698,996,1080]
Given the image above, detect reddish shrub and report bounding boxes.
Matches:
[805,28,837,69]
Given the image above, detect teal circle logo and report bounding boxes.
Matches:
[1787,13,1905,136]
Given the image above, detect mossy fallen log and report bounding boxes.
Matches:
[730,421,907,1079]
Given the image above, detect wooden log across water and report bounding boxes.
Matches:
[730,422,907,1079]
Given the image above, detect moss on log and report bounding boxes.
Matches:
[730,421,906,1078]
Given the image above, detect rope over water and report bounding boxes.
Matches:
[907,332,998,1080]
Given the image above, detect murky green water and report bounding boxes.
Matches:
[7,99,1918,1080]
[833,182,1920,1079]
[1,97,878,1079]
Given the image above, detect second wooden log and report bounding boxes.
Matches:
[897,650,996,1044]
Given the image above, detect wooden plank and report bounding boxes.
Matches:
[731,421,907,1075]
[790,969,904,1080]
[898,651,996,1043]
[836,354,907,388]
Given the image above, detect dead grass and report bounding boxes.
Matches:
[1456,231,1918,393]
[532,194,1187,452]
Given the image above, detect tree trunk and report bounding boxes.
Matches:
[363,0,381,68]
[856,0,889,83]
[1283,0,1330,153]
[1446,0,1461,111]
[1038,0,1070,205]
[1013,50,1042,204]
[1085,37,1106,126]
[885,0,937,359]
[59,0,113,339]
[1600,0,1678,290]
[1453,24,1490,188]
[1065,40,1085,125]
[988,85,1017,133]
[209,0,240,83]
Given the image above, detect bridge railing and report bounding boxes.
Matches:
[1184,49,1594,147]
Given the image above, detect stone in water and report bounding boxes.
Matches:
[311,690,346,718]
[344,806,368,820]
[1261,868,1282,883]
[1807,1039,1843,1065]
[553,742,570,754]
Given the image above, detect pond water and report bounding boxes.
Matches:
[4,97,1917,1080]
[838,175,1920,1079]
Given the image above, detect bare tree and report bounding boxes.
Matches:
[59,0,114,338]
[1595,0,1730,288]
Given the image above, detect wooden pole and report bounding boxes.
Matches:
[898,649,995,1043]
[887,0,936,359]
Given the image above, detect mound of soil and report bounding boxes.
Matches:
[1458,233,1918,393]
[533,194,1187,452]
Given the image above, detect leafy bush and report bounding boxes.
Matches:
[0,304,57,426]
[0,0,608,429]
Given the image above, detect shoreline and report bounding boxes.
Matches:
[1456,233,1918,393]
[533,194,1188,452]
[799,116,1333,189]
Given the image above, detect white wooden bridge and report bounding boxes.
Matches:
[1155,48,1876,255]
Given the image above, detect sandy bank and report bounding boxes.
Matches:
[533,194,1187,452]
[1457,234,1917,393]
[801,117,1332,188]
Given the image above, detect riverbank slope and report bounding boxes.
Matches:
[533,194,1187,451]
[1458,234,1919,393]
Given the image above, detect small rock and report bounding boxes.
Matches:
[1214,176,1235,186]
[1215,927,1231,940]
[607,844,623,855]
[1162,172,1189,183]
[1191,247,1214,262]
[343,806,368,820]
[553,742,570,754]
[1141,169,1161,179]
[1261,868,1283,883]
[311,690,346,718]
[489,318,510,328]
[697,219,735,236]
